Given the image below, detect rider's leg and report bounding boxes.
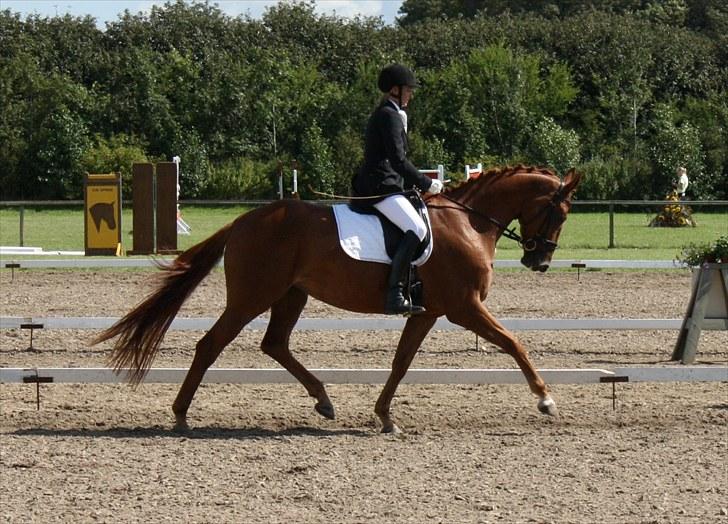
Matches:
[374,195,427,315]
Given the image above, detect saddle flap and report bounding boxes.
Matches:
[333,194,433,266]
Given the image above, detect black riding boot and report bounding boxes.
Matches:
[384,230,426,315]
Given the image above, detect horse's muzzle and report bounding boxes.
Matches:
[521,252,551,272]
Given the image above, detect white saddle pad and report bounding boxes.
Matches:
[332,204,433,266]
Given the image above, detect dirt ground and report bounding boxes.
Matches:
[1,268,726,523]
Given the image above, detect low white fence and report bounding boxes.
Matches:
[2,315,727,331]
[1,258,683,269]
[2,366,726,385]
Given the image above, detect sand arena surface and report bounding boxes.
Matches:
[1,268,726,523]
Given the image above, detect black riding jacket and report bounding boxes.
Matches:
[352,100,433,203]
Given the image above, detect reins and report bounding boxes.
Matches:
[435,181,566,252]
[437,192,524,244]
[311,176,566,252]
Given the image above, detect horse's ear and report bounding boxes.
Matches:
[562,169,583,198]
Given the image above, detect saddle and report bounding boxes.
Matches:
[337,190,432,310]
[347,191,431,260]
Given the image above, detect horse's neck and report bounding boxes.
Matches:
[458,174,535,223]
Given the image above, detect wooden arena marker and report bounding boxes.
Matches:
[600,375,629,410]
[5,262,20,281]
[19,322,43,351]
[23,373,53,410]
[571,262,587,281]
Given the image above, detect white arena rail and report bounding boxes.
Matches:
[1,258,683,269]
[1,366,726,385]
[2,316,727,331]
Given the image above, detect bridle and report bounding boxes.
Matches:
[437,181,567,252]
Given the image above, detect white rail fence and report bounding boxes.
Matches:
[2,315,727,332]
[1,366,726,386]
[2,315,725,388]
[1,258,683,269]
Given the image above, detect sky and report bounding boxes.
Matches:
[1,0,405,28]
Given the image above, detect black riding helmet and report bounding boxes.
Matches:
[377,64,418,93]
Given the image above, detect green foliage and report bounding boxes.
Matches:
[201,157,276,199]
[33,106,90,199]
[415,44,578,166]
[331,128,364,195]
[577,157,653,200]
[529,117,581,175]
[1,2,726,201]
[680,96,728,199]
[648,105,706,198]
[408,131,453,174]
[299,121,335,198]
[81,134,149,198]
[676,235,728,266]
[172,130,209,198]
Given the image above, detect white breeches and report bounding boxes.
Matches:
[374,194,427,241]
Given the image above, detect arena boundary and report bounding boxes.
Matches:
[3,366,724,412]
[2,315,727,332]
[1,366,726,385]
[1,258,682,269]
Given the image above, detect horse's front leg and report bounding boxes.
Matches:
[375,315,437,434]
[448,301,558,417]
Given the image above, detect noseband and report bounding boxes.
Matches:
[438,181,566,252]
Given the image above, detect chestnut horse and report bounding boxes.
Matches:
[94,165,582,433]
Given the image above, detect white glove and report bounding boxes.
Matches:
[427,178,443,195]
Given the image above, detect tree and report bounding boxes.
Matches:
[414,44,578,165]
[648,105,706,198]
[529,117,581,175]
[299,120,335,198]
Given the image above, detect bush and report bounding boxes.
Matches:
[81,133,149,199]
[331,129,364,196]
[528,116,581,175]
[298,121,335,199]
[201,157,277,199]
[648,105,705,198]
[408,132,454,174]
[577,156,652,200]
[172,131,209,198]
[33,107,90,199]
[676,235,728,266]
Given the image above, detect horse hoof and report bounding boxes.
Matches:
[538,396,558,417]
[381,422,402,434]
[173,421,191,433]
[315,401,336,420]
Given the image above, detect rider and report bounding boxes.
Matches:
[352,64,444,315]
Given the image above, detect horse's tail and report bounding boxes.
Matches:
[93,222,234,384]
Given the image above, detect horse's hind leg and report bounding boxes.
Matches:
[172,307,256,431]
[261,287,335,420]
[375,315,437,433]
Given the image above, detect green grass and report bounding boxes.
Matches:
[0,205,253,254]
[1,204,725,260]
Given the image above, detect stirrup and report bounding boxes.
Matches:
[384,292,426,316]
[385,303,426,316]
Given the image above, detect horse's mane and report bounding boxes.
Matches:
[443,164,559,195]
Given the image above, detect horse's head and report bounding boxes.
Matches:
[517,169,582,272]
